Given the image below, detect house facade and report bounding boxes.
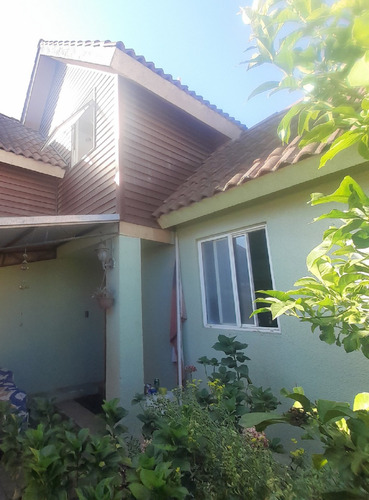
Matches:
[0,39,367,426]
[157,145,369,407]
[0,40,244,423]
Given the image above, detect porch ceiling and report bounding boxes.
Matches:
[0,214,120,267]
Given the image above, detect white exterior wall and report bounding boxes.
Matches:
[176,169,369,407]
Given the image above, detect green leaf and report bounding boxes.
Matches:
[311,176,369,206]
[319,130,363,168]
[235,364,250,379]
[362,97,369,111]
[319,325,336,345]
[352,13,369,49]
[278,103,305,143]
[299,121,338,146]
[312,453,328,469]
[270,301,298,318]
[306,240,331,271]
[353,392,369,411]
[316,399,352,424]
[128,482,151,500]
[282,391,313,412]
[239,412,286,431]
[140,468,166,490]
[352,230,369,248]
[347,52,369,87]
[248,80,279,100]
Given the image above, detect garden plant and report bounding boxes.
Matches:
[239,0,369,498]
[0,335,342,499]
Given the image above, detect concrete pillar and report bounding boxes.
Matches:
[105,235,144,430]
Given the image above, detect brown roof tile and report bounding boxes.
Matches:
[0,113,67,169]
[154,112,329,218]
[39,40,247,132]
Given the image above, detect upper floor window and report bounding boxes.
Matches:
[198,226,277,330]
[71,100,95,166]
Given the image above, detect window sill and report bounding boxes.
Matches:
[203,323,280,334]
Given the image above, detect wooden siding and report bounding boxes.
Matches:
[119,78,229,228]
[0,162,58,216]
[40,64,118,215]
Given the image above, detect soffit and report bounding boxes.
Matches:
[0,214,119,256]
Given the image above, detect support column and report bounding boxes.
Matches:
[105,235,144,430]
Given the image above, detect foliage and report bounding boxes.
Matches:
[0,397,131,499]
[0,350,352,499]
[241,388,369,498]
[255,175,369,357]
[197,334,279,418]
[135,385,291,500]
[238,1,369,497]
[241,0,369,167]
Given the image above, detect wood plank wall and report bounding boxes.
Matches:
[119,79,229,228]
[40,63,118,215]
[0,163,58,216]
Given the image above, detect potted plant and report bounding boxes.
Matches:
[92,286,114,310]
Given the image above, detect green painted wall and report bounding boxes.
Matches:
[176,169,369,407]
[105,235,144,427]
[141,240,177,391]
[0,248,105,397]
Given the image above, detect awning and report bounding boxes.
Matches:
[0,214,120,267]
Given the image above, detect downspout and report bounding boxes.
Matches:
[175,233,183,386]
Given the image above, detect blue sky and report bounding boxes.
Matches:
[0,0,299,128]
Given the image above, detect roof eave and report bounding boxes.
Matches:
[0,149,65,178]
[28,42,243,140]
[157,147,366,229]
[110,49,243,140]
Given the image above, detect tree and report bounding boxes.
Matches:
[241,0,369,166]
[240,0,369,357]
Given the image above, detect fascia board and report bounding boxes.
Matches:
[119,221,174,244]
[0,150,65,178]
[158,147,367,229]
[0,214,120,229]
[110,49,242,140]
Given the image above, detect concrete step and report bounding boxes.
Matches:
[56,400,105,434]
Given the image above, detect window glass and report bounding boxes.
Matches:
[201,238,236,325]
[248,230,277,328]
[200,226,277,330]
[71,103,95,166]
[215,238,236,324]
[232,235,254,324]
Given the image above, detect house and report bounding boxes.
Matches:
[0,40,243,422]
[0,40,367,426]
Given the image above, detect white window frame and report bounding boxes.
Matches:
[198,224,279,332]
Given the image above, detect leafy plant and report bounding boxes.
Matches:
[134,384,291,499]
[0,397,132,499]
[254,176,369,358]
[198,334,279,418]
[241,0,369,167]
[241,388,369,498]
